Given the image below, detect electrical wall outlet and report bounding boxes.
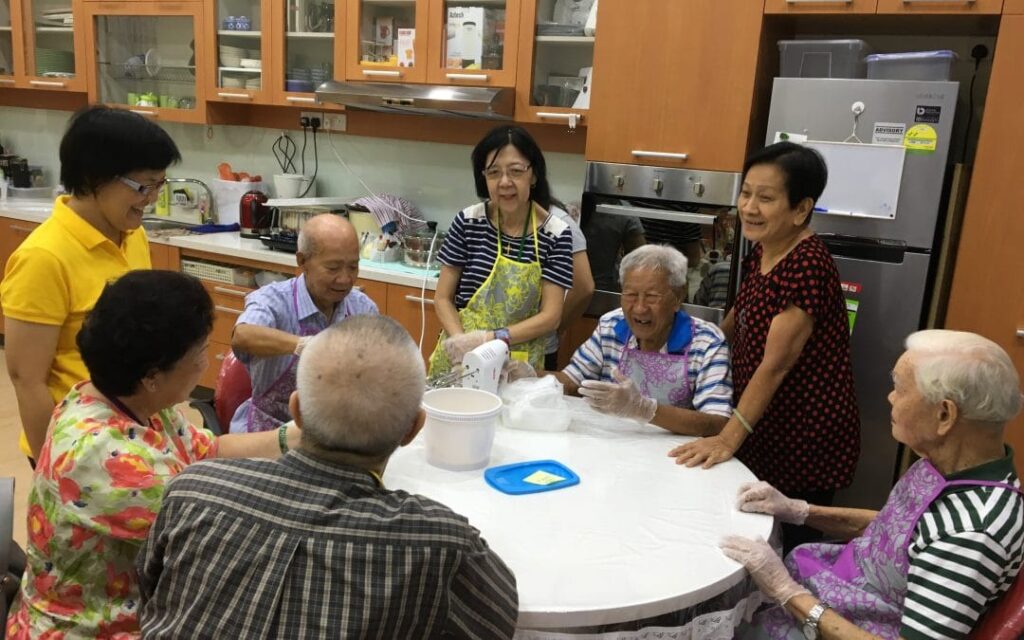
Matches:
[322,113,347,132]
[300,111,324,128]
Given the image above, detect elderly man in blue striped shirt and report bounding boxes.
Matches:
[513,244,732,436]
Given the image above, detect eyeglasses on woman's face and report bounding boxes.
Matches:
[482,164,531,182]
[117,175,167,197]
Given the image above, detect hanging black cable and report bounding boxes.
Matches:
[299,124,319,198]
[961,44,989,164]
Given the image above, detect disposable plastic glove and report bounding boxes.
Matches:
[578,369,657,423]
[719,535,809,605]
[294,336,312,356]
[443,330,489,363]
[503,359,538,382]
[736,481,810,525]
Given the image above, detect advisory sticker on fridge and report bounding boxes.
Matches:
[872,123,906,145]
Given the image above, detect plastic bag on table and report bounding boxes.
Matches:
[500,377,572,432]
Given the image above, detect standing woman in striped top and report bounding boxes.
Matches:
[429,126,575,377]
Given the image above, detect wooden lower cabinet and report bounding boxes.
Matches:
[875,0,1002,13]
[764,0,877,13]
[201,341,233,390]
[356,278,389,313]
[0,217,41,336]
[386,284,442,363]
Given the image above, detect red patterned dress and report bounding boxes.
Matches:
[732,235,860,494]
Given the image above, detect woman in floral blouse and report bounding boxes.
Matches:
[5,271,299,639]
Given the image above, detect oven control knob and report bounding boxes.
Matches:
[614,174,625,188]
[652,177,663,194]
[692,182,705,197]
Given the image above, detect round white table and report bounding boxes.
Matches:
[383,419,773,630]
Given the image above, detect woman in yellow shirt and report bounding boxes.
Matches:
[1,105,181,463]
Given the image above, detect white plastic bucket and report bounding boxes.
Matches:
[422,387,503,471]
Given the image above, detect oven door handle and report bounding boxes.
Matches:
[595,203,719,225]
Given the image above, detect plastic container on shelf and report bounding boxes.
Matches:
[778,39,871,79]
[9,186,54,199]
[866,50,957,81]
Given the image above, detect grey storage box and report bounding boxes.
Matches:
[866,50,957,81]
[778,39,870,79]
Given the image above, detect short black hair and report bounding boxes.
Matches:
[471,125,555,210]
[60,105,182,197]
[78,271,213,397]
[742,142,828,211]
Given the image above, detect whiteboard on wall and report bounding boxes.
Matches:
[804,140,906,220]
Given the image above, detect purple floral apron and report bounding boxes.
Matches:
[757,458,1022,639]
[616,315,693,408]
[245,279,319,433]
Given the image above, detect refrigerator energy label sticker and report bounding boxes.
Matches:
[845,299,860,335]
[904,124,938,155]
[872,123,906,145]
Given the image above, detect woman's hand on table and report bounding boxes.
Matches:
[668,432,740,468]
[443,330,490,363]
[719,535,809,605]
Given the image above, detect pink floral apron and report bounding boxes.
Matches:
[245,279,318,433]
[757,458,1022,639]
[616,314,693,408]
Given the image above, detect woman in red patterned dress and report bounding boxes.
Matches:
[670,142,860,551]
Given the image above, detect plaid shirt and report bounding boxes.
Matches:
[137,451,518,639]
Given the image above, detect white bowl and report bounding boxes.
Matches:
[222,76,244,88]
[273,173,315,198]
[220,57,242,68]
[239,58,261,69]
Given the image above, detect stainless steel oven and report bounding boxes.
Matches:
[580,162,741,323]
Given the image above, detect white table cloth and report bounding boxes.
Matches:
[384,419,773,630]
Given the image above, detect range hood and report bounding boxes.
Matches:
[315,81,513,119]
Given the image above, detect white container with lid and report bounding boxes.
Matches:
[865,50,957,82]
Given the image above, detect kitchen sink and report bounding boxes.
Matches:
[141,219,193,232]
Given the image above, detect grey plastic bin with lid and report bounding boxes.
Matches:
[866,50,958,81]
[778,39,871,79]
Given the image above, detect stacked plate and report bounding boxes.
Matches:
[245,77,261,90]
[35,48,74,75]
[219,44,246,67]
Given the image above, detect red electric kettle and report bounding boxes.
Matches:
[239,190,270,238]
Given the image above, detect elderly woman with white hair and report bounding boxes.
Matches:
[721,329,1024,640]
[523,244,733,436]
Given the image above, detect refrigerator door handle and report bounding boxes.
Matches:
[595,203,718,225]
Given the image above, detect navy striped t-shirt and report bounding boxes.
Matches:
[438,202,575,309]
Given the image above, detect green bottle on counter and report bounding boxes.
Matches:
[155,182,170,217]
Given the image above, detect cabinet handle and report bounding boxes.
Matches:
[537,111,584,121]
[215,305,242,316]
[445,73,488,81]
[130,109,158,117]
[0,78,15,85]
[1017,329,1024,339]
[29,80,66,88]
[9,224,36,233]
[213,286,247,298]
[217,92,252,100]
[215,352,226,361]
[631,150,689,160]
[596,203,718,226]
[404,295,435,306]
[786,0,852,3]
[901,0,973,3]
[362,69,401,77]
[285,96,316,103]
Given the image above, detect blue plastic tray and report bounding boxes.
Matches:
[484,460,580,495]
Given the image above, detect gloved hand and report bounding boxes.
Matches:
[503,359,538,382]
[578,368,657,423]
[443,330,489,363]
[720,535,809,605]
[736,481,809,524]
[294,336,312,356]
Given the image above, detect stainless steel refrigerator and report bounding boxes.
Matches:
[763,77,958,509]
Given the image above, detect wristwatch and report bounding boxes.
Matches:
[801,602,830,640]
[493,327,511,346]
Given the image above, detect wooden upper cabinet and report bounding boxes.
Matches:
[0,0,21,86]
[204,0,273,104]
[585,0,762,172]
[13,0,87,91]
[945,15,1024,472]
[273,0,341,106]
[425,0,521,87]
[513,0,594,126]
[1006,0,1024,12]
[876,0,1002,13]
[765,0,878,13]
[82,2,207,123]
[345,0,429,84]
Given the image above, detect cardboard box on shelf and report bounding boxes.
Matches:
[397,28,415,68]
[445,7,504,69]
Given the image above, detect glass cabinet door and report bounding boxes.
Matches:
[277,0,336,105]
[211,0,270,102]
[517,0,592,125]
[345,0,427,83]
[23,0,85,90]
[88,6,205,123]
[0,0,15,84]
[427,0,519,87]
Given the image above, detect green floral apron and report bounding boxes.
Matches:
[428,204,546,377]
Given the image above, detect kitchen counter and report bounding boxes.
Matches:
[0,199,439,290]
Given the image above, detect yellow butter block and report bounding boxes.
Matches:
[523,470,567,486]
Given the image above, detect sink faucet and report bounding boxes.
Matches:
[164,178,214,224]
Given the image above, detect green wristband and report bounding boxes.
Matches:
[278,423,289,454]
